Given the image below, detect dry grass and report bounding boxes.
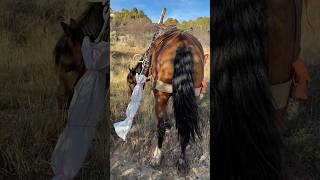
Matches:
[0,0,109,179]
[281,2,320,178]
[110,21,210,179]
[0,0,319,179]
[283,64,320,180]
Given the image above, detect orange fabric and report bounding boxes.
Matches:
[292,58,310,100]
[201,80,207,94]
[201,54,209,95]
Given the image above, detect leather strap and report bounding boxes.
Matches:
[271,79,293,109]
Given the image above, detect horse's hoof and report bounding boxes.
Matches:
[164,121,172,130]
[177,157,189,175]
[150,147,162,167]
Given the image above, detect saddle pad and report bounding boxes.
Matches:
[155,80,202,96]
[271,79,292,109]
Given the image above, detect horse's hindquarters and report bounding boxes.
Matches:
[268,0,302,84]
[151,32,204,88]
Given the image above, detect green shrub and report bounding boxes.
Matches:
[111,7,151,25]
[177,17,210,31]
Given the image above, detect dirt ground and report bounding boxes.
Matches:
[283,64,320,180]
[277,1,320,178]
[110,90,210,180]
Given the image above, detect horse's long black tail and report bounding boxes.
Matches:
[173,47,201,142]
[213,0,282,180]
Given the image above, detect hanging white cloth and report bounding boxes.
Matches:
[51,36,108,180]
[113,74,146,140]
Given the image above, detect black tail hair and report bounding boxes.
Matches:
[173,47,201,141]
[212,0,283,179]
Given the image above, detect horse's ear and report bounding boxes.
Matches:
[69,18,77,28]
[128,68,133,73]
[60,22,71,35]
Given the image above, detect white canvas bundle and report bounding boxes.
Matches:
[51,36,108,180]
[113,73,146,140]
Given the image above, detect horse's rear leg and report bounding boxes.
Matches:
[150,90,171,167]
[177,132,190,174]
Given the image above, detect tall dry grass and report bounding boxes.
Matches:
[0,0,109,179]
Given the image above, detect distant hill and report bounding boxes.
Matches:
[164,17,210,31]
[177,17,210,31]
[111,7,210,31]
[111,7,152,25]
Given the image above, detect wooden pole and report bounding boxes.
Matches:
[158,8,166,24]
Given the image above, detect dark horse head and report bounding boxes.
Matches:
[53,2,109,108]
[127,62,142,96]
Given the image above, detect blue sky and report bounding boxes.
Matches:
[110,0,210,22]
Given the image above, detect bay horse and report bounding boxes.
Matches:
[212,0,303,179]
[53,2,109,109]
[127,29,205,173]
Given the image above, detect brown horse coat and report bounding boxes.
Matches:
[148,29,205,94]
[129,29,205,171]
[268,0,304,116]
[268,0,302,84]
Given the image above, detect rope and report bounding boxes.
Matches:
[140,25,177,75]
